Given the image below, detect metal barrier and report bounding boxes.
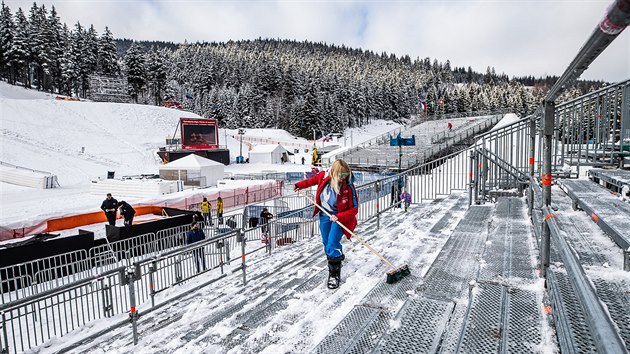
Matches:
[1,250,90,305]
[340,114,503,170]
[0,266,129,354]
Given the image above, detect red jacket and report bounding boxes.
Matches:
[295,171,358,238]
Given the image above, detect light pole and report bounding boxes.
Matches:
[312,128,316,148]
[238,128,245,163]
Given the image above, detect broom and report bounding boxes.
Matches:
[298,190,411,284]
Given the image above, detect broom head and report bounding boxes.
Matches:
[386,264,411,284]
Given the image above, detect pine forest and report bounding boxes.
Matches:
[0,2,607,138]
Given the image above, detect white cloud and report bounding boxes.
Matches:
[5,0,629,81]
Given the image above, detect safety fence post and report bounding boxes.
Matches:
[267,224,273,255]
[120,264,140,345]
[473,152,479,204]
[1,311,8,354]
[375,181,380,230]
[238,229,247,286]
[174,255,182,283]
[529,116,536,216]
[216,239,225,275]
[100,278,113,318]
[149,260,157,308]
[225,240,231,266]
[540,100,555,278]
[469,151,474,206]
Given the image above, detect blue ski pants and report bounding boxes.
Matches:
[319,214,344,259]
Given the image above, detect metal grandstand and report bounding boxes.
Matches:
[1,1,630,353]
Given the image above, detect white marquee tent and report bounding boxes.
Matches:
[159,154,225,187]
[248,144,290,164]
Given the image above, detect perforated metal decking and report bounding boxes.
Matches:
[313,197,545,353]
[546,187,630,351]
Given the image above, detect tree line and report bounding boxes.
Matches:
[0,2,607,139]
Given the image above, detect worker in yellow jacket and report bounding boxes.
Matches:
[201,197,212,226]
[217,196,224,224]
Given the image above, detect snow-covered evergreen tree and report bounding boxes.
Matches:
[0,1,15,83]
[145,47,168,105]
[12,7,30,87]
[28,3,48,90]
[125,43,146,103]
[77,24,98,96]
[60,23,80,96]
[45,5,64,93]
[97,26,119,76]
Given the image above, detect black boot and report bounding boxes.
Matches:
[327,260,342,289]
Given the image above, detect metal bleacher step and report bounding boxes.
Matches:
[311,199,494,354]
[548,186,630,350]
[589,168,630,196]
[449,198,541,353]
[367,198,543,354]
[559,179,630,269]
[307,194,472,353]
[182,195,470,353]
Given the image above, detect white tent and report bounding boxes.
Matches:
[159,154,224,187]
[249,144,290,164]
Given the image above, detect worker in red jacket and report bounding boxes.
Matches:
[294,159,358,289]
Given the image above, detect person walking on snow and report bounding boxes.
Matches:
[200,197,212,226]
[101,193,118,226]
[117,201,136,226]
[400,189,411,212]
[294,159,358,289]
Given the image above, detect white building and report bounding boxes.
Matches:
[248,144,290,164]
[159,154,225,187]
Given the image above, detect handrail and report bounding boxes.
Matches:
[556,78,630,109]
[476,147,528,182]
[545,0,630,102]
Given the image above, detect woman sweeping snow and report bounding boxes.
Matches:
[294,159,358,289]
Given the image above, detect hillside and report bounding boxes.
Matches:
[0,82,401,230]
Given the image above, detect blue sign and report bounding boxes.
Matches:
[389,133,416,146]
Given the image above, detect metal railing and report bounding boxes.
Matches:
[0,207,322,353]
[407,108,509,127]
[1,250,91,305]
[340,114,503,170]
[554,79,630,173]
[0,265,129,354]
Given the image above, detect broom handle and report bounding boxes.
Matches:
[298,190,396,268]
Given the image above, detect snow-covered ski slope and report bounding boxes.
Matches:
[0,83,207,229]
[0,82,400,231]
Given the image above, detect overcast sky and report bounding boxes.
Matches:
[6,0,630,82]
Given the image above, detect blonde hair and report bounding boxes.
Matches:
[329,159,352,194]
